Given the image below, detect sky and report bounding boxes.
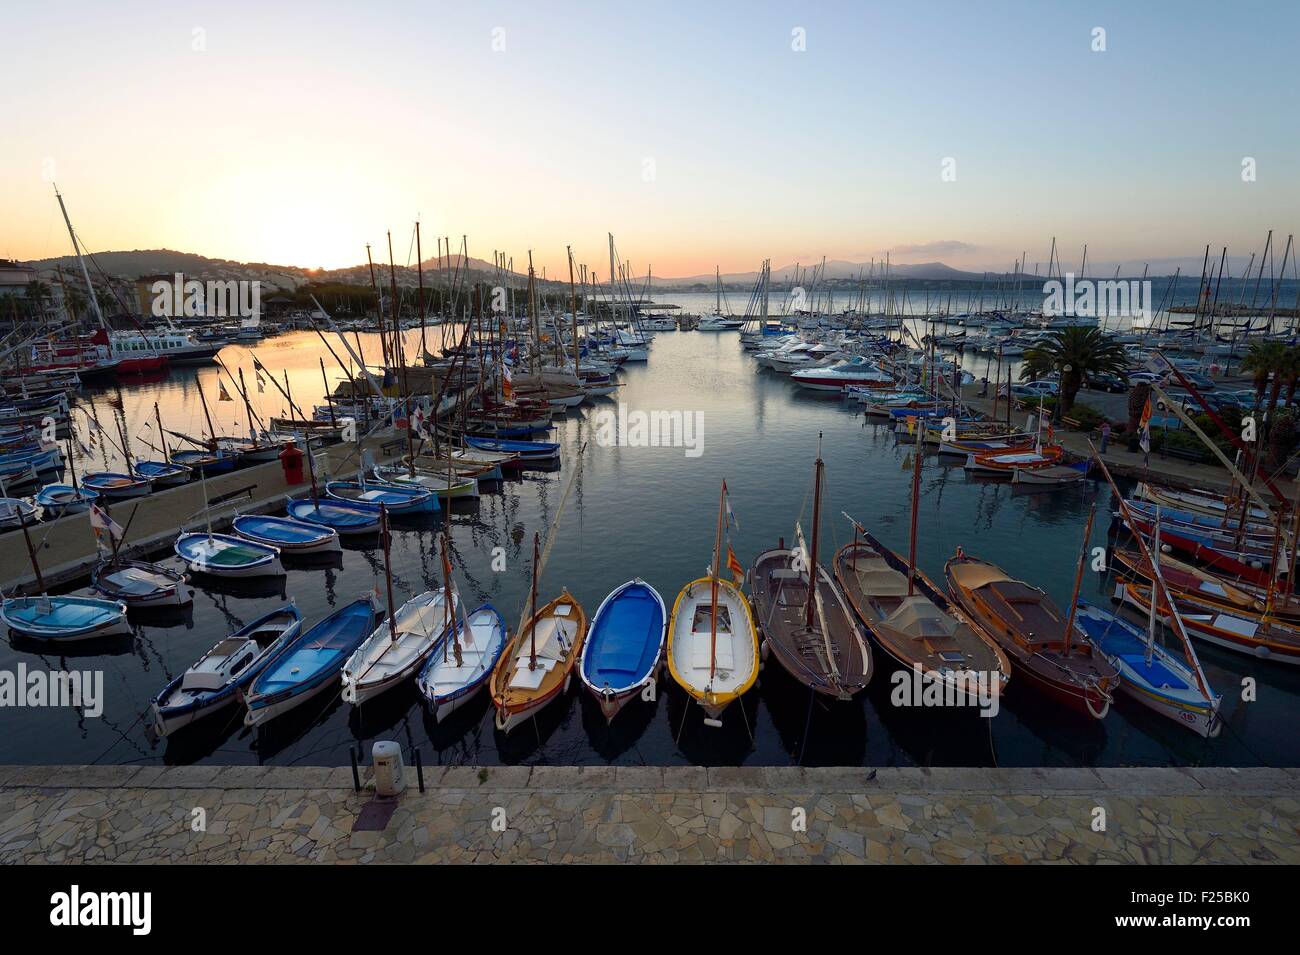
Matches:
[3,1,1299,279]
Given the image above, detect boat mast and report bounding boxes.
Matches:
[528,531,540,670]
[416,220,427,360]
[196,379,218,450]
[153,402,170,460]
[709,480,726,681]
[378,504,398,644]
[442,532,461,666]
[568,247,580,375]
[1060,502,1097,656]
[16,503,45,593]
[805,436,824,630]
[53,187,107,330]
[906,430,923,596]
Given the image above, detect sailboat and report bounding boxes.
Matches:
[834,440,1008,704]
[416,535,509,721]
[578,579,667,721]
[0,505,129,641]
[36,439,99,517]
[341,519,457,705]
[173,450,283,578]
[666,480,760,725]
[1076,459,1221,736]
[231,513,340,555]
[326,476,441,514]
[944,512,1119,718]
[135,404,192,487]
[488,532,588,733]
[749,440,871,699]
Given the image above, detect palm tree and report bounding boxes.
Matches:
[1020,325,1129,414]
[1240,341,1287,411]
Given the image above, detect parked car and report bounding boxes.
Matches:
[1084,372,1128,393]
[998,380,1060,399]
[1127,370,1166,385]
[1176,371,1217,391]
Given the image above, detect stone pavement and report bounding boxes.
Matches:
[1,765,1297,864]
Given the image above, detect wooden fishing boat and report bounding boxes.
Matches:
[835,531,1009,705]
[133,460,191,487]
[0,497,40,531]
[341,590,456,705]
[1011,461,1089,485]
[1135,482,1270,522]
[285,497,382,535]
[748,446,870,700]
[1,594,130,641]
[1110,547,1288,620]
[80,471,152,500]
[578,579,666,721]
[34,483,98,517]
[170,447,241,476]
[326,479,440,514]
[944,551,1119,717]
[232,514,340,555]
[489,591,587,733]
[92,559,192,608]
[243,596,382,727]
[418,603,508,721]
[150,606,302,736]
[463,434,560,465]
[964,444,1065,475]
[1123,499,1277,543]
[666,481,760,724]
[1119,508,1277,586]
[367,467,477,499]
[174,532,284,578]
[267,417,346,445]
[1114,581,1300,665]
[1073,602,1221,737]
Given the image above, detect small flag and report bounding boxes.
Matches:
[724,491,740,532]
[501,362,513,399]
[726,545,744,585]
[1138,398,1153,454]
[88,504,124,545]
[218,381,233,402]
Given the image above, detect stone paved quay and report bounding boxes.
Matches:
[1,765,1298,864]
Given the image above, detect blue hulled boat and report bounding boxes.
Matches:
[325,480,439,515]
[174,532,284,578]
[232,513,341,554]
[35,483,99,517]
[1,594,131,641]
[135,459,192,487]
[151,605,303,736]
[285,498,382,536]
[464,435,560,464]
[578,579,666,721]
[243,596,381,727]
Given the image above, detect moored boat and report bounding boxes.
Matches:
[174,532,284,578]
[325,479,440,514]
[578,579,666,721]
[231,513,341,555]
[489,590,587,733]
[341,590,456,705]
[150,605,303,736]
[80,472,153,500]
[92,559,192,608]
[285,497,382,536]
[243,596,383,727]
[1,594,131,641]
[417,604,509,721]
[666,481,759,725]
[944,550,1119,717]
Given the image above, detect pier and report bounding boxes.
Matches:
[0,434,403,594]
[0,764,1295,864]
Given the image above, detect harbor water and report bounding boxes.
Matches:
[3,315,1298,770]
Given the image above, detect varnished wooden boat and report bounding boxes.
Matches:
[1110,547,1300,621]
[1135,482,1270,523]
[1114,580,1300,666]
[944,551,1119,717]
[747,448,869,699]
[488,591,587,733]
[835,533,1008,704]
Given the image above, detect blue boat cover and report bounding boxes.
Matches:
[582,582,663,691]
[1074,603,1189,691]
[251,599,376,695]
